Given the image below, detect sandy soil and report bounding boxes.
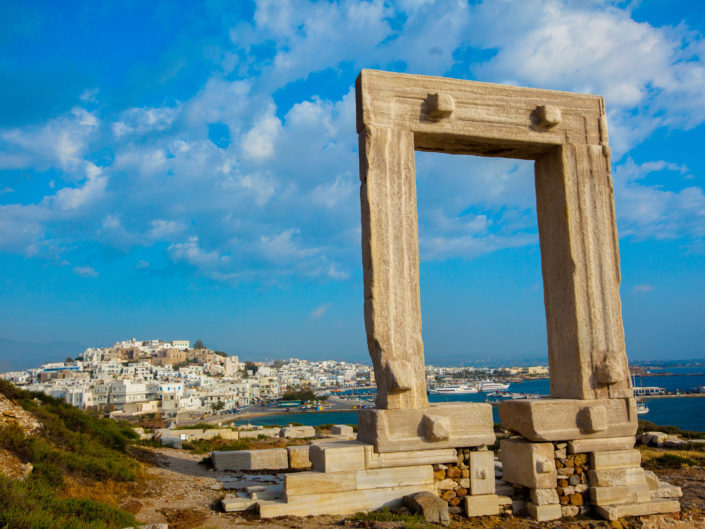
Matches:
[124,446,705,529]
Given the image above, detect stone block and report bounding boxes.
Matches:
[587,467,647,487]
[310,440,367,472]
[239,427,280,439]
[469,450,495,495]
[499,439,556,489]
[530,488,559,506]
[498,399,636,442]
[356,465,433,490]
[589,484,650,505]
[511,499,526,514]
[568,436,635,453]
[259,483,436,518]
[281,425,315,439]
[221,495,257,512]
[331,424,354,436]
[250,484,283,500]
[464,494,499,517]
[211,448,288,471]
[497,495,512,506]
[589,449,641,470]
[363,446,456,469]
[642,431,668,447]
[357,403,494,452]
[285,471,356,497]
[436,479,457,490]
[287,445,311,469]
[525,502,562,521]
[561,505,579,517]
[595,499,680,521]
[644,470,659,492]
[652,483,682,498]
[160,436,182,448]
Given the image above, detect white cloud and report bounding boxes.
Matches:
[311,174,356,209]
[4,0,705,286]
[51,162,107,211]
[147,219,185,240]
[0,106,99,172]
[73,265,98,277]
[468,0,705,155]
[311,303,331,318]
[112,105,180,138]
[168,237,229,274]
[633,284,654,293]
[614,159,705,240]
[241,105,282,161]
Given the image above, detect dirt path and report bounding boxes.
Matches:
[127,446,341,529]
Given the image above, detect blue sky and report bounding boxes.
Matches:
[1,0,704,367]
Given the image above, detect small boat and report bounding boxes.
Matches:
[429,384,479,395]
[636,400,649,415]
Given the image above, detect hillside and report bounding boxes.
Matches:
[1,379,703,529]
[0,379,139,529]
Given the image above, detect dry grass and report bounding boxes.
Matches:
[59,475,138,508]
[639,446,705,469]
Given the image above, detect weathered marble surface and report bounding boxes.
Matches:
[357,69,633,408]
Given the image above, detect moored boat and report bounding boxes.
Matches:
[428,384,479,395]
[479,380,510,392]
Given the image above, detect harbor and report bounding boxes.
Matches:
[228,372,705,433]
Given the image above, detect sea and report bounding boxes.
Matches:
[235,369,705,432]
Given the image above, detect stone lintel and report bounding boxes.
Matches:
[498,398,637,442]
[357,403,495,452]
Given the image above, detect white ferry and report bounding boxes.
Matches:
[479,380,510,392]
[429,384,479,395]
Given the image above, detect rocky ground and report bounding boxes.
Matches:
[123,446,705,529]
[0,392,41,478]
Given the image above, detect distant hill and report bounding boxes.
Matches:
[0,337,86,372]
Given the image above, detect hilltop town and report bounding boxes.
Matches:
[0,337,549,420]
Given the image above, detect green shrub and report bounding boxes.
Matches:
[176,422,220,430]
[352,507,434,529]
[638,419,705,439]
[644,453,700,469]
[182,437,252,454]
[0,474,136,529]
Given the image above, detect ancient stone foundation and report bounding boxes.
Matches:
[496,437,681,521]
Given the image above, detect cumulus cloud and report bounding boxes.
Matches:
[0,106,99,172]
[3,0,704,286]
[614,159,705,241]
[112,105,180,138]
[241,105,282,161]
[52,162,107,210]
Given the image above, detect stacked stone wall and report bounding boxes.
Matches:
[554,442,590,517]
[432,447,504,517]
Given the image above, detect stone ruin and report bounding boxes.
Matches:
[219,70,682,521]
